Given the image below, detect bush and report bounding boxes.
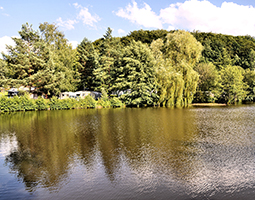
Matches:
[0,95,36,112]
[110,97,124,107]
[35,96,49,110]
[17,95,37,111]
[96,88,111,108]
[80,95,96,108]
[49,97,62,110]
[0,96,11,112]
[0,94,124,113]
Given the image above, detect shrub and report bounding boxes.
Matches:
[49,97,62,110]
[110,97,124,107]
[96,88,111,108]
[0,93,123,113]
[80,95,96,108]
[35,96,49,110]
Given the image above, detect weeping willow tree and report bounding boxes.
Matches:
[151,30,203,106]
[151,39,184,107]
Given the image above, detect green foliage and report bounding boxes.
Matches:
[96,88,111,108]
[0,95,36,112]
[110,97,124,107]
[79,95,96,108]
[243,69,255,101]
[49,97,73,110]
[151,30,202,106]
[219,65,248,104]
[151,39,183,106]
[0,94,123,113]
[0,59,8,87]
[121,29,169,45]
[93,28,122,93]
[193,62,220,103]
[165,30,203,67]
[3,24,255,107]
[165,30,202,106]
[47,96,61,110]
[35,96,49,110]
[2,23,80,97]
[192,31,255,70]
[17,89,29,96]
[112,40,158,107]
[0,96,15,112]
[17,95,37,111]
[77,38,98,90]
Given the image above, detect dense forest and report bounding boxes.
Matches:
[1,22,255,107]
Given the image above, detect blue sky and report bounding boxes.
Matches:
[1,0,255,54]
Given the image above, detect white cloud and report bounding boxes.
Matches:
[56,17,78,30]
[68,40,79,49]
[160,0,255,36]
[0,36,15,56]
[115,1,162,29]
[118,29,126,35]
[167,26,175,31]
[73,3,79,9]
[0,5,9,16]
[73,3,100,27]
[115,0,255,36]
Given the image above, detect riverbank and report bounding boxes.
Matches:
[192,103,227,107]
[0,95,124,113]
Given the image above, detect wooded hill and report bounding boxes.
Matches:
[1,23,255,106]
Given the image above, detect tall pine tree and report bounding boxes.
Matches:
[77,38,98,90]
[93,27,122,93]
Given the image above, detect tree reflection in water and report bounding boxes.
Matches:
[1,106,255,199]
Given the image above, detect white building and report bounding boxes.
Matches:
[59,91,92,99]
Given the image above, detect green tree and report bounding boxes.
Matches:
[219,65,248,103]
[3,23,45,89]
[150,38,183,107]
[93,27,122,93]
[244,69,255,101]
[39,22,80,94]
[2,23,80,97]
[77,38,98,90]
[0,59,8,87]
[164,30,203,67]
[248,49,255,70]
[152,30,203,106]
[121,29,169,45]
[112,40,158,106]
[194,62,220,102]
[192,31,255,70]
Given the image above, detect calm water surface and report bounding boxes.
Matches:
[1,105,255,199]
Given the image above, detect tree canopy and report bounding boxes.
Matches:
[1,23,80,97]
[2,23,255,106]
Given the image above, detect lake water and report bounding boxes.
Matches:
[1,105,255,200]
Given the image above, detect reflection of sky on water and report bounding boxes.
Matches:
[0,134,18,157]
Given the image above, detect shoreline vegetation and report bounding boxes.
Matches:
[0,89,253,113]
[1,22,255,111]
[0,94,125,113]
[1,94,250,114]
[0,96,230,114]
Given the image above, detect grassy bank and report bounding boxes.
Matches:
[192,103,227,107]
[0,95,124,113]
